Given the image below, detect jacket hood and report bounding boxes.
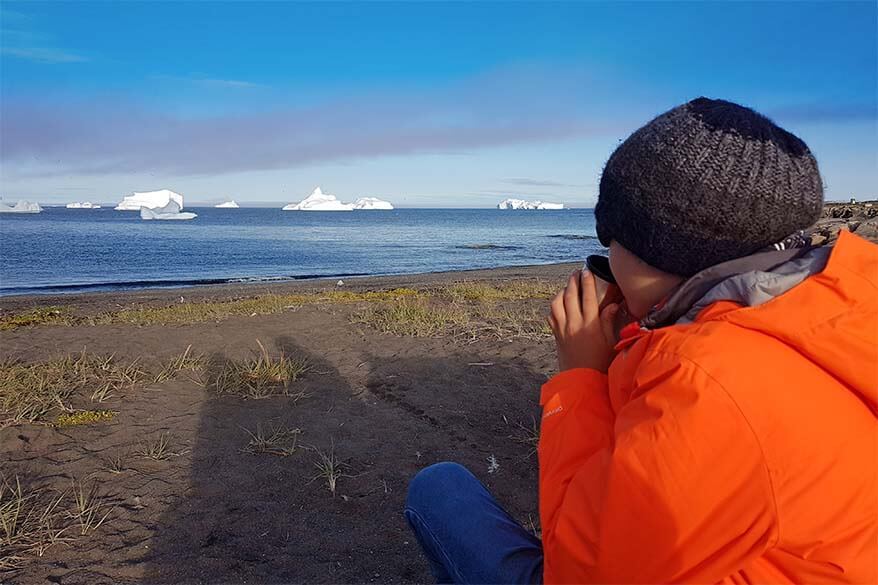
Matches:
[642,231,878,416]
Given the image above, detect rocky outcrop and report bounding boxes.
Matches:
[807,202,878,245]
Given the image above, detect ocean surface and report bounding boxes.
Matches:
[0,207,602,296]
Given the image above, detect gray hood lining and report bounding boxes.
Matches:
[641,246,832,329]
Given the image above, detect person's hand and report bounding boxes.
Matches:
[548,270,621,373]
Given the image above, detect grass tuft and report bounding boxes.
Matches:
[0,353,147,427]
[152,345,206,385]
[310,441,349,497]
[0,475,112,572]
[241,422,302,456]
[136,433,175,461]
[68,480,111,536]
[211,340,310,399]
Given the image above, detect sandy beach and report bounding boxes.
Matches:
[1,262,577,583]
[3,201,876,583]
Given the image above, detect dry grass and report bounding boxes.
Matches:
[511,415,541,459]
[0,307,75,331]
[88,288,420,327]
[152,345,206,384]
[241,422,302,456]
[354,295,552,341]
[441,280,556,302]
[211,340,310,399]
[136,433,175,461]
[68,480,111,536]
[352,298,471,337]
[0,475,112,572]
[0,353,147,427]
[310,441,349,497]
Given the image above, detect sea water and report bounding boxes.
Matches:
[0,207,601,295]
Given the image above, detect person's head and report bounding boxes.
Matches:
[596,97,824,318]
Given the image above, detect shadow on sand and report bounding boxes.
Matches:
[142,335,545,583]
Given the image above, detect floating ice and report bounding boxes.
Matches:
[497,198,564,210]
[116,189,184,211]
[352,197,394,210]
[0,200,42,214]
[66,201,102,209]
[215,200,239,208]
[140,200,197,221]
[283,187,354,211]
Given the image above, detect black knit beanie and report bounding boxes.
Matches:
[595,97,824,276]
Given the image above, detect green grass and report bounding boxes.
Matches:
[210,340,311,399]
[352,298,471,337]
[441,280,557,302]
[0,307,75,331]
[90,288,420,327]
[353,295,553,341]
[0,353,147,427]
[54,410,115,428]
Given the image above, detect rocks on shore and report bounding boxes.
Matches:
[808,202,878,245]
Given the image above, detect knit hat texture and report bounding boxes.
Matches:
[595,97,824,276]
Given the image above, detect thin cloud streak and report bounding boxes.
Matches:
[2,46,87,63]
[502,177,581,187]
[2,68,623,177]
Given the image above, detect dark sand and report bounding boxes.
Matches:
[1,262,578,584]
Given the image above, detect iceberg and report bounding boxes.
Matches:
[215,200,240,208]
[0,200,42,214]
[66,201,102,209]
[497,198,564,210]
[352,197,394,210]
[116,189,184,211]
[140,200,197,221]
[283,187,354,211]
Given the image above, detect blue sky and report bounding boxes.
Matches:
[1,1,875,207]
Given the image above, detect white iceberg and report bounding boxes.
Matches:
[353,197,394,210]
[140,200,197,221]
[66,201,102,209]
[116,189,184,211]
[0,200,42,214]
[283,187,354,211]
[215,200,240,208]
[497,198,564,210]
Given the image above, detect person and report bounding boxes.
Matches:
[405,97,877,584]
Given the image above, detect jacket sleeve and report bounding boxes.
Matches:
[538,352,778,584]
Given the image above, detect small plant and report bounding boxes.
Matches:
[152,345,205,385]
[137,433,174,461]
[513,416,540,459]
[102,453,128,475]
[68,480,111,536]
[310,441,349,497]
[487,454,500,474]
[211,340,310,399]
[54,409,115,428]
[241,422,302,456]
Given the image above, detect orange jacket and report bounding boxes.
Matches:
[539,231,877,584]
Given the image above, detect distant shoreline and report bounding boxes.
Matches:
[0,261,581,311]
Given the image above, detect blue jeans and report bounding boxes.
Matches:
[404,462,544,584]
